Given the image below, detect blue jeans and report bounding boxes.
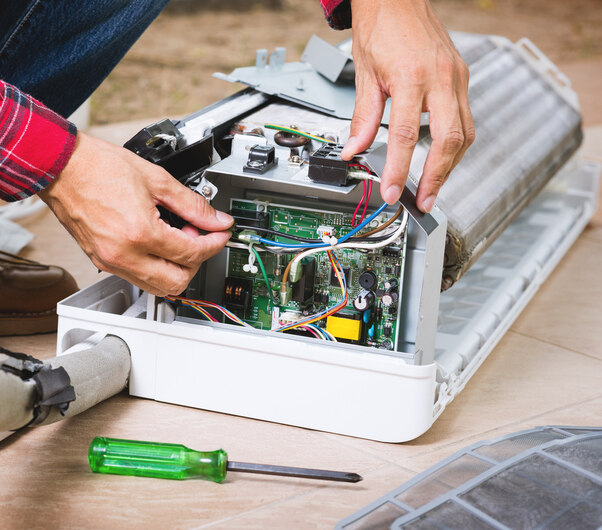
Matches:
[0,0,170,117]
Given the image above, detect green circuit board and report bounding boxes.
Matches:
[223,199,406,350]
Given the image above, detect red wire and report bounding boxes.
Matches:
[349,163,374,227]
[351,180,367,227]
[358,179,372,226]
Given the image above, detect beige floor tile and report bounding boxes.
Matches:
[406,394,602,474]
[200,464,414,530]
[317,331,602,467]
[195,395,602,529]
[558,60,602,127]
[582,219,602,243]
[512,237,602,359]
[0,393,383,530]
[582,125,602,164]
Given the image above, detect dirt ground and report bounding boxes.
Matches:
[90,0,602,125]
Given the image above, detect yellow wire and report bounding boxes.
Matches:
[264,123,331,143]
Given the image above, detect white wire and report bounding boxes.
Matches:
[348,170,381,183]
[320,328,338,342]
[288,209,409,273]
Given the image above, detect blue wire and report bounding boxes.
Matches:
[306,323,330,340]
[252,202,389,249]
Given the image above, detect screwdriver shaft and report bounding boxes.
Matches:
[226,461,362,483]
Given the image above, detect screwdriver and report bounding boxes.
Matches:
[88,437,362,483]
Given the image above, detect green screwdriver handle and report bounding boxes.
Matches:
[88,437,229,483]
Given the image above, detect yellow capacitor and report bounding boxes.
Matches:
[326,315,362,341]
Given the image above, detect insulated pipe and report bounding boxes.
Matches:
[0,335,130,432]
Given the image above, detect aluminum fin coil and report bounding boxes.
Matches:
[408,34,583,289]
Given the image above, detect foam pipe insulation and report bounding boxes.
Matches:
[0,335,130,432]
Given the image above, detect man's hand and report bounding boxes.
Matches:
[341,0,475,211]
[40,132,233,296]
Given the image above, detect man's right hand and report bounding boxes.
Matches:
[39,132,233,297]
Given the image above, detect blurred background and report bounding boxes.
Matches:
[90,0,602,126]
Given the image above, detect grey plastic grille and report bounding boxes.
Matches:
[338,427,602,529]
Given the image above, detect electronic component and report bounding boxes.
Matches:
[330,267,351,287]
[124,120,215,230]
[384,278,398,290]
[224,278,252,310]
[243,144,277,174]
[308,143,349,186]
[317,225,335,239]
[273,130,309,148]
[231,208,269,229]
[382,247,401,258]
[221,199,405,347]
[326,314,362,342]
[353,290,376,312]
[358,270,377,290]
[291,259,316,303]
[382,290,398,308]
[314,292,329,304]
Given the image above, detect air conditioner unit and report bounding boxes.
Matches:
[56,33,599,442]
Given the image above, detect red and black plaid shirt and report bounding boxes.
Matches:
[0,0,349,203]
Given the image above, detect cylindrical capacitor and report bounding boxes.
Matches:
[382,289,398,307]
[384,278,398,290]
[353,290,376,312]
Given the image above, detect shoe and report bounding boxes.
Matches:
[0,251,78,336]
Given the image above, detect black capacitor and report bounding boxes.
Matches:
[384,278,398,290]
[359,270,377,290]
[352,290,376,312]
[382,289,398,307]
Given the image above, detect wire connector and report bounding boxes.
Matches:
[243,245,259,274]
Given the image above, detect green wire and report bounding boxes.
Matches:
[250,246,280,305]
[264,123,330,144]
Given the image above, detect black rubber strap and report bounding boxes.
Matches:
[33,366,76,416]
[0,346,44,379]
[1,347,76,427]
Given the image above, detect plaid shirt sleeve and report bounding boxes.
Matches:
[0,80,77,202]
[320,0,352,30]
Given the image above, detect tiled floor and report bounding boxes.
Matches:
[1,136,601,527]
